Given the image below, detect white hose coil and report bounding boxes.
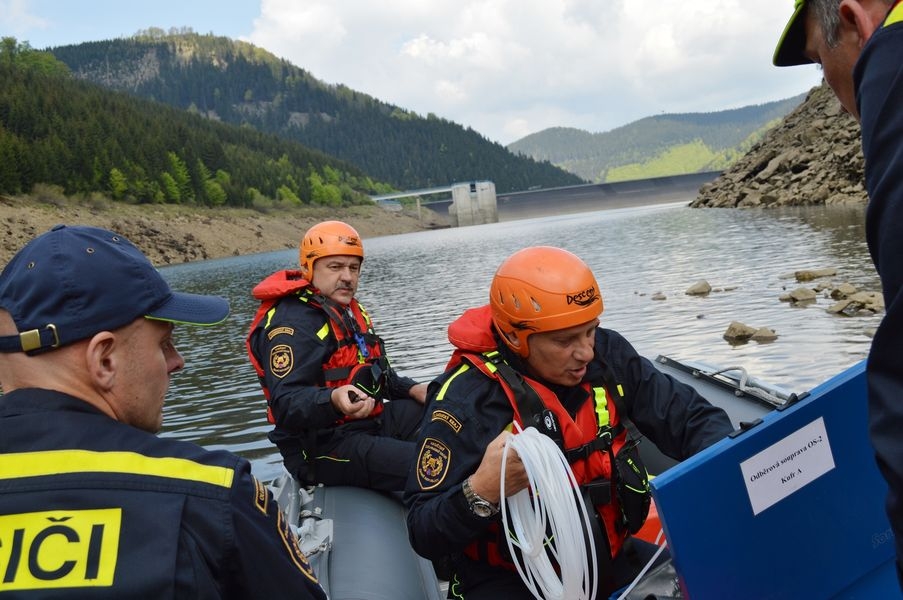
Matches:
[500,425,598,600]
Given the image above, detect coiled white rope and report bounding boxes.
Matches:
[500,424,597,600]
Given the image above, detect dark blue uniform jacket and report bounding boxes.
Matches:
[855,2,903,586]
[404,327,733,562]
[248,296,416,449]
[0,389,326,599]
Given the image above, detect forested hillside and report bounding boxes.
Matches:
[0,39,387,208]
[508,95,806,183]
[48,30,583,194]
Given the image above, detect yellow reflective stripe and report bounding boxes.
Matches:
[886,3,903,26]
[359,304,372,327]
[481,351,500,373]
[436,364,470,400]
[316,322,330,340]
[0,450,234,488]
[263,307,277,329]
[593,386,610,428]
[314,455,351,463]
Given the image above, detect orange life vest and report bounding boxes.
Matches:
[445,305,639,564]
[246,269,386,425]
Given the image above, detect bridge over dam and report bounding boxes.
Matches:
[376,171,722,225]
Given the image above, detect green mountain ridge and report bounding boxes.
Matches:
[46,30,583,194]
[507,95,806,183]
[0,38,383,208]
[2,29,809,211]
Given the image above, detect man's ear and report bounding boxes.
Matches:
[504,330,526,354]
[85,331,117,391]
[839,0,885,47]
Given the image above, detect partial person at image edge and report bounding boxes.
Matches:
[0,224,326,599]
[774,0,903,589]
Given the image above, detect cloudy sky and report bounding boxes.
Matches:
[3,0,823,145]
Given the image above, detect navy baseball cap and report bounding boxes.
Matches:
[773,0,812,67]
[0,225,230,354]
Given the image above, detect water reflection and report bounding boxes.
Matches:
[160,201,879,481]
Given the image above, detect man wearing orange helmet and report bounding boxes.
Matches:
[404,246,733,598]
[247,220,428,491]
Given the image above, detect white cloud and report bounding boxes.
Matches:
[248,0,822,145]
[8,0,823,146]
[0,0,49,39]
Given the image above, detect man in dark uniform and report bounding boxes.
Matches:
[404,246,734,599]
[0,225,326,599]
[247,220,427,492]
[773,0,903,587]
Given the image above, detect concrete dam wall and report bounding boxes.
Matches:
[428,171,721,223]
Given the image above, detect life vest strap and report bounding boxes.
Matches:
[564,423,624,463]
[491,359,566,448]
[581,487,617,591]
[323,365,352,382]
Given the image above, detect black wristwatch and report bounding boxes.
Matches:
[463,476,499,518]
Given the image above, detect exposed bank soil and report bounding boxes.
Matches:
[0,196,448,268]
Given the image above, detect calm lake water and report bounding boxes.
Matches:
[158,200,880,482]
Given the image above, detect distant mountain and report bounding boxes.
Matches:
[0,40,383,209]
[507,95,807,183]
[47,30,584,194]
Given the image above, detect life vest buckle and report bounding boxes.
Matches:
[597,425,613,446]
[564,426,614,463]
[353,332,371,358]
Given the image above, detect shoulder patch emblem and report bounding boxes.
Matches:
[252,476,269,515]
[431,409,462,434]
[270,344,294,378]
[277,511,319,584]
[417,437,451,490]
[267,326,295,341]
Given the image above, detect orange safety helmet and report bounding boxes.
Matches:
[299,220,364,276]
[490,246,603,357]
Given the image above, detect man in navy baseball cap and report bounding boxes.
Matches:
[0,224,229,353]
[0,225,329,598]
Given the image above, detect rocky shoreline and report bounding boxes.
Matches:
[656,80,883,339]
[0,195,448,269]
[692,82,867,209]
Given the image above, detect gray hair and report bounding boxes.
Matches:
[808,0,842,48]
[809,0,894,48]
